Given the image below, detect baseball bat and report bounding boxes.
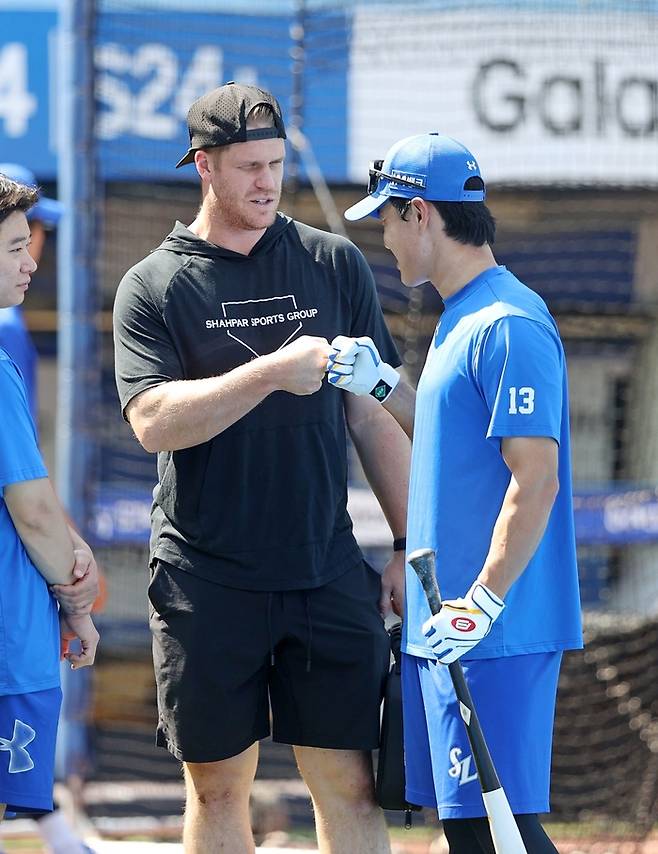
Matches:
[408,547,527,854]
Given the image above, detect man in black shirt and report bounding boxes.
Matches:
[113,82,413,853]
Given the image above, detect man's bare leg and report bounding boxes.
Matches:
[183,742,258,854]
[295,745,391,854]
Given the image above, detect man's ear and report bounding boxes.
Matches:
[411,197,431,225]
[194,150,210,179]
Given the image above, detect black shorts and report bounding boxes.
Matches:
[148,560,390,763]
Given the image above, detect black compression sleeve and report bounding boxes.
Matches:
[443,814,559,854]
[469,814,559,854]
[514,814,559,853]
[443,818,494,854]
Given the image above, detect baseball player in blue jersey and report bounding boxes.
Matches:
[0,172,99,823]
[328,133,583,852]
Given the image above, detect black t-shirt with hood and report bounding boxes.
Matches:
[113,214,400,591]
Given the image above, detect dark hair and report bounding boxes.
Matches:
[388,178,496,247]
[0,173,38,226]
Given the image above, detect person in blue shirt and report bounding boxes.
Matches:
[0,163,62,419]
[329,133,583,853]
[0,165,100,854]
[0,172,99,827]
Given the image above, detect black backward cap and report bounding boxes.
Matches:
[175,81,287,168]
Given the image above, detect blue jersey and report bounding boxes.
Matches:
[403,266,583,660]
[0,308,37,421]
[0,348,60,695]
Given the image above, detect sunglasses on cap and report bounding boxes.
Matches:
[368,159,426,195]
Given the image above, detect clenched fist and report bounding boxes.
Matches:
[268,335,333,396]
[327,335,400,402]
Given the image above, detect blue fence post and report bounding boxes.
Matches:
[56,0,97,532]
[56,0,98,787]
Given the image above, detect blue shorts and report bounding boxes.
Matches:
[402,652,562,819]
[0,687,62,815]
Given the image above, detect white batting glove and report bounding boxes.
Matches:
[422,581,505,665]
[327,335,400,403]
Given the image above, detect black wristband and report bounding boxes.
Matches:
[393,537,406,552]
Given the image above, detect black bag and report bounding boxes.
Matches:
[376,622,422,826]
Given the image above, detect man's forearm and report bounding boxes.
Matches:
[130,334,332,452]
[5,480,76,586]
[347,395,411,538]
[130,358,278,452]
[383,379,416,439]
[478,474,557,598]
[18,530,76,586]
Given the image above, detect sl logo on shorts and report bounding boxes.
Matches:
[0,719,36,773]
[451,616,476,632]
[448,746,478,786]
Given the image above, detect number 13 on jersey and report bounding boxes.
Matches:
[508,386,535,414]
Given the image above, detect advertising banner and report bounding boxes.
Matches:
[349,8,658,186]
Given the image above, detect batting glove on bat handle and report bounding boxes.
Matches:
[422,581,505,665]
[326,335,400,402]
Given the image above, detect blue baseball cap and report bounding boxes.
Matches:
[0,163,63,227]
[344,132,485,222]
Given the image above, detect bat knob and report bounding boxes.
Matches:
[408,547,434,564]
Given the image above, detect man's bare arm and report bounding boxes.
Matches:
[382,379,416,439]
[477,436,559,598]
[345,393,411,616]
[127,335,332,452]
[4,478,76,586]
